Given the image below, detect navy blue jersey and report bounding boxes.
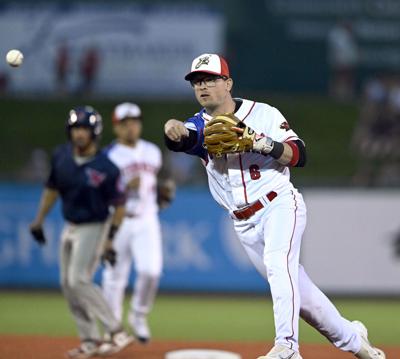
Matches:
[46,143,124,224]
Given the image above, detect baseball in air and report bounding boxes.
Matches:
[6,49,24,67]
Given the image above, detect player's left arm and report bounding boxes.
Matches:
[157,178,176,209]
[264,139,306,167]
[243,108,306,167]
[236,127,306,167]
[107,168,126,242]
[101,171,126,266]
[156,148,176,209]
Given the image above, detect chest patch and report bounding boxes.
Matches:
[85,168,106,187]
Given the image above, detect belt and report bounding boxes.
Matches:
[233,191,277,221]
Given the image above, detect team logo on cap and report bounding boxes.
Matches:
[195,56,210,69]
[280,121,291,131]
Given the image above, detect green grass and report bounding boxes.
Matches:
[0,292,399,345]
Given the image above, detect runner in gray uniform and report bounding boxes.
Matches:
[30,106,134,359]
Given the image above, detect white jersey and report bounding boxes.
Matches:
[184,98,300,211]
[106,139,162,216]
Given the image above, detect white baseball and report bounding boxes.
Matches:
[6,49,24,67]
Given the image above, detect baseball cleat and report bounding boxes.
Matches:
[97,329,134,356]
[130,312,151,343]
[257,344,303,359]
[65,340,100,359]
[353,321,386,359]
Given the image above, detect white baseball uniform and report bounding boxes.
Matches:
[102,139,162,322]
[181,98,361,353]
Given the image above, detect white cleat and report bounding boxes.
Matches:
[66,340,100,359]
[97,330,134,356]
[353,321,386,359]
[257,344,303,359]
[130,312,151,343]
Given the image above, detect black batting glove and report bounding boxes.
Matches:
[30,226,46,246]
[102,247,117,267]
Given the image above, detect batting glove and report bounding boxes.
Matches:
[30,226,46,246]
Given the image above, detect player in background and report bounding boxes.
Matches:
[102,102,175,343]
[164,53,385,359]
[30,106,134,358]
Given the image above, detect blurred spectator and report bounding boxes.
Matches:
[351,72,400,186]
[327,21,359,101]
[55,41,70,95]
[18,148,50,182]
[0,72,8,95]
[79,46,100,94]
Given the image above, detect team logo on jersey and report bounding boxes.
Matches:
[195,56,210,69]
[85,168,106,187]
[280,121,290,131]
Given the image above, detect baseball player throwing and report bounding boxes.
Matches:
[30,106,134,358]
[102,102,174,343]
[164,53,385,359]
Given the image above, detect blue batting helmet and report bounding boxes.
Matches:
[66,106,103,139]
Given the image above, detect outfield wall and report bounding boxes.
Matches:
[0,184,267,292]
[0,184,399,294]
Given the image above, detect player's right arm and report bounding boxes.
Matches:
[30,147,60,242]
[164,119,189,142]
[164,117,205,157]
[164,119,197,152]
[30,188,59,229]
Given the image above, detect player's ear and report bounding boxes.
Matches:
[113,124,119,136]
[226,78,233,92]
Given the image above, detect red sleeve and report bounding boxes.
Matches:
[286,140,300,167]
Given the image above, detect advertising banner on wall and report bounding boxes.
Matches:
[0,185,267,292]
[1,185,399,294]
[0,3,225,96]
[301,189,400,295]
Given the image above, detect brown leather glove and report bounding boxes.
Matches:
[203,113,255,157]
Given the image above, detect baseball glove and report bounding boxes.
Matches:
[203,113,255,157]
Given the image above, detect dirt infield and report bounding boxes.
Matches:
[0,336,398,359]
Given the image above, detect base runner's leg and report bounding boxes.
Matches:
[68,223,121,333]
[60,225,101,341]
[102,220,132,322]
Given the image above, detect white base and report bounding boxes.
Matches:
[165,349,242,359]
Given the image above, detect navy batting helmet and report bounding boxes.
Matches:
[66,106,103,139]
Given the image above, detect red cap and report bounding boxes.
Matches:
[184,53,230,81]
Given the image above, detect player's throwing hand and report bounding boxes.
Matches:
[164,119,189,142]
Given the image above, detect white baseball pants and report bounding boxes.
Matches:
[102,215,162,321]
[233,188,361,354]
